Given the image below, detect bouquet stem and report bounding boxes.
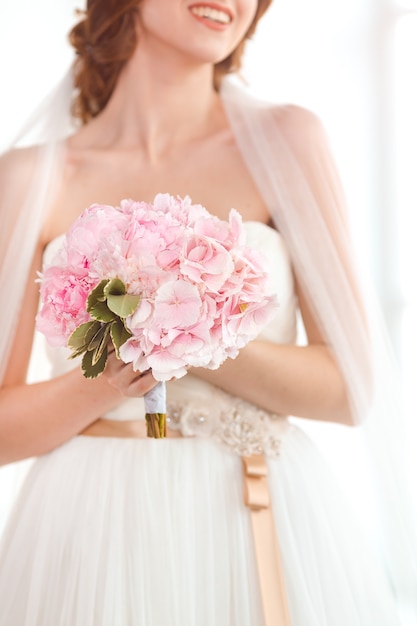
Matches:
[145,412,167,438]
[144,381,167,439]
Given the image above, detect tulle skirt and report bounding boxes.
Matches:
[0,424,401,626]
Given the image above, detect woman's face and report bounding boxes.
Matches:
[136,0,258,67]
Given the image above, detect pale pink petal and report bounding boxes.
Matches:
[147,350,188,381]
[153,280,202,328]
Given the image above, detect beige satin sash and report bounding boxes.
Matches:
[80,420,291,625]
[242,455,291,626]
[79,418,182,438]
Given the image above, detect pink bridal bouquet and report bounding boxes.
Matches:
[36,194,277,437]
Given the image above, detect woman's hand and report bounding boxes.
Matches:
[103,346,158,398]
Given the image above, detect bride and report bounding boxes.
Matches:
[0,1,415,624]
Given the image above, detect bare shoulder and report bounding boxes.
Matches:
[271,103,321,124]
[0,145,40,189]
[0,146,53,252]
[268,103,328,147]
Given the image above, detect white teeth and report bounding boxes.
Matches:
[190,6,231,24]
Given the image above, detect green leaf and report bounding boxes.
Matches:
[87,280,116,321]
[81,344,108,378]
[103,278,126,297]
[68,321,101,357]
[86,323,107,351]
[88,300,116,323]
[87,279,110,308]
[99,278,140,319]
[91,324,110,367]
[106,293,140,318]
[110,318,132,358]
[103,278,140,318]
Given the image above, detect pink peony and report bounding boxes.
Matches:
[36,266,93,346]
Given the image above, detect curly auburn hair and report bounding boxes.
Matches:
[69,0,273,124]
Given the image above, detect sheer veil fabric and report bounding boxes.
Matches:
[0,21,416,623]
[0,71,73,383]
[221,83,417,612]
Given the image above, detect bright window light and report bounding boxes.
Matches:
[395,15,417,297]
[394,14,417,448]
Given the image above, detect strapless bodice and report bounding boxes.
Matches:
[42,222,297,455]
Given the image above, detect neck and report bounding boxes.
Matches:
[88,42,224,161]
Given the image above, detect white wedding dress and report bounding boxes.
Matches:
[0,222,402,625]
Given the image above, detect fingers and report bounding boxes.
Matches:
[104,350,156,398]
[125,369,156,398]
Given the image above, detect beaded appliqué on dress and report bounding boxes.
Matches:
[167,397,287,457]
[167,401,213,438]
[218,400,283,457]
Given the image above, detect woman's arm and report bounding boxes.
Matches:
[191,276,352,426]
[195,104,373,427]
[0,241,157,465]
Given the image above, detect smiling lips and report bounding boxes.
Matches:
[189,3,233,29]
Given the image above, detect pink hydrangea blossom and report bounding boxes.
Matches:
[36,194,277,381]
